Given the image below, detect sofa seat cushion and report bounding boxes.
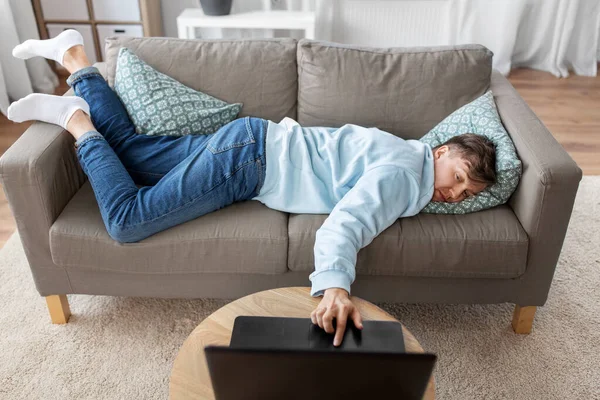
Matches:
[288,205,528,279]
[50,182,289,275]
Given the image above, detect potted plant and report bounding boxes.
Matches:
[199,0,234,16]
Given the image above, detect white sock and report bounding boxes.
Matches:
[12,29,83,66]
[7,94,90,130]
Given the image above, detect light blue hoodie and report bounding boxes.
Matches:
[252,117,435,296]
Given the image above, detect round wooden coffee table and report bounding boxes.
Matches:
[169,287,435,399]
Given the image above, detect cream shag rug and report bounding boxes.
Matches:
[1,177,599,400]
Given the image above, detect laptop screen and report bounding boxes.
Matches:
[205,346,436,400]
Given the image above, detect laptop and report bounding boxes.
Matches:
[204,316,437,400]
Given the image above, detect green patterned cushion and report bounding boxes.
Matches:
[114,47,242,137]
[419,90,522,214]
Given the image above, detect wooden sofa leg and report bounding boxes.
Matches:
[45,295,71,324]
[512,305,536,334]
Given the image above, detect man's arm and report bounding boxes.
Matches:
[310,166,420,296]
[309,166,421,345]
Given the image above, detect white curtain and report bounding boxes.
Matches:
[0,0,58,116]
[314,0,599,78]
[449,0,600,77]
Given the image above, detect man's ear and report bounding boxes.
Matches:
[434,145,449,159]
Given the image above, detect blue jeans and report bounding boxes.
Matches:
[68,66,267,243]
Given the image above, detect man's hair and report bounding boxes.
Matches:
[433,134,497,186]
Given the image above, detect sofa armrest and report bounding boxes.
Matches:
[490,69,582,304]
[0,62,106,234]
[0,61,106,293]
[0,118,86,281]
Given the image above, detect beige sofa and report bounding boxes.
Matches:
[0,37,582,333]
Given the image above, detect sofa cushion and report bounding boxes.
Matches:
[115,47,243,137]
[104,36,298,122]
[296,39,493,140]
[288,206,528,279]
[50,182,289,275]
[419,90,522,214]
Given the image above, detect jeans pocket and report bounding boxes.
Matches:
[207,117,256,154]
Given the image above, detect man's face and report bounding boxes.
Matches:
[431,145,488,203]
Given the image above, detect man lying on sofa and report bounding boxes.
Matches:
[8,30,496,346]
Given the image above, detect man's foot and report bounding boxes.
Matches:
[12,29,83,66]
[7,93,90,130]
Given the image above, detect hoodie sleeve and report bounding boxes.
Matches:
[309,166,421,297]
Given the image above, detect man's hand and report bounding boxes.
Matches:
[310,288,363,347]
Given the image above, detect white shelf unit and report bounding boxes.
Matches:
[176,8,316,40]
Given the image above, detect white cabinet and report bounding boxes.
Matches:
[46,24,97,65]
[92,0,141,22]
[97,25,144,60]
[40,0,89,21]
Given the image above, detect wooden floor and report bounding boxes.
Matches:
[1,66,599,250]
[507,66,600,175]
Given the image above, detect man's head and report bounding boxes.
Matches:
[431,134,496,203]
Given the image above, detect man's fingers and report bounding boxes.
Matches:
[310,310,317,325]
[316,307,326,329]
[351,307,363,329]
[334,312,348,347]
[322,309,335,334]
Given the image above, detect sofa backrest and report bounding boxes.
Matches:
[104,36,299,122]
[296,39,493,140]
[104,36,492,140]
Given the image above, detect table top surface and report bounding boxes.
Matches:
[178,9,316,27]
[169,287,435,399]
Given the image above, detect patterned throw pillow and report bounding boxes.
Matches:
[114,47,242,137]
[419,90,522,214]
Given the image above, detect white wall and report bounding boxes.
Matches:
[160,0,600,71]
[160,0,197,38]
